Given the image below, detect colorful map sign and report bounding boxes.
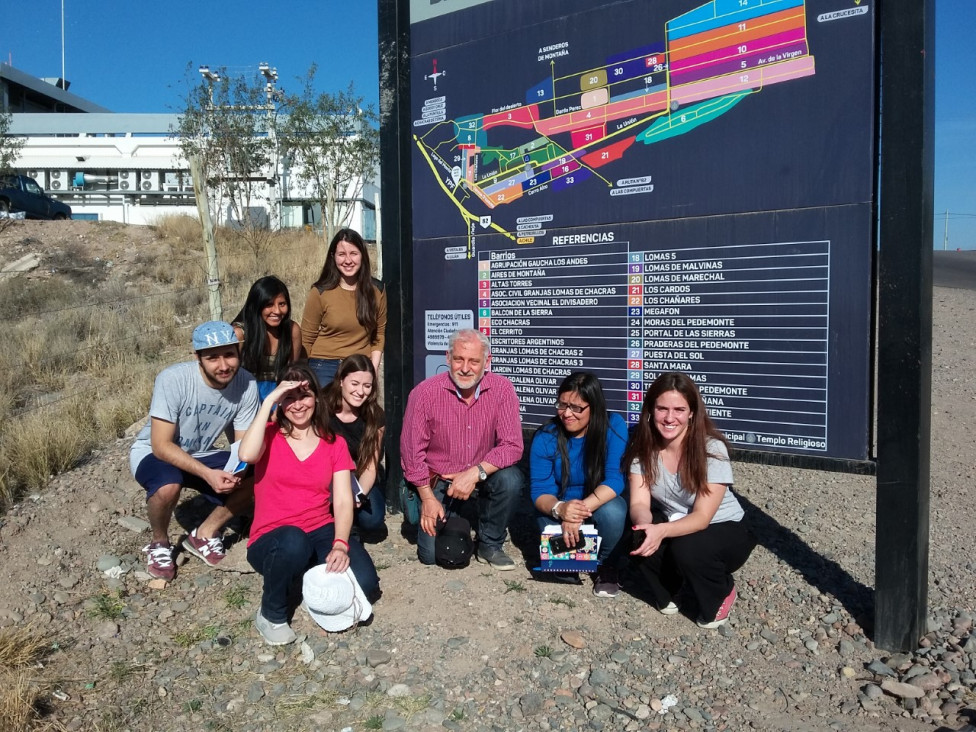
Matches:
[407,0,875,460]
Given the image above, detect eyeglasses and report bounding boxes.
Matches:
[555,400,590,414]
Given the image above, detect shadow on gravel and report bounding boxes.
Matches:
[932,706,976,731]
[737,494,875,635]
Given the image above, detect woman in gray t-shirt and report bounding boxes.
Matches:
[625,373,756,629]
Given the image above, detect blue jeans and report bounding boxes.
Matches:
[416,465,524,565]
[355,480,386,534]
[247,523,379,624]
[308,358,341,388]
[535,494,628,565]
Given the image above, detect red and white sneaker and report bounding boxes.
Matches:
[143,541,175,581]
[182,529,226,567]
[697,586,737,629]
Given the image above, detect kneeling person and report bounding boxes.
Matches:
[530,372,629,597]
[129,321,260,580]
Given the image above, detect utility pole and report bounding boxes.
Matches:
[259,63,282,230]
[943,209,948,251]
[61,0,65,88]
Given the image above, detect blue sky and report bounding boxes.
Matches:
[934,0,976,250]
[3,0,973,249]
[2,1,381,112]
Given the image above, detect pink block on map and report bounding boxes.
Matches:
[581,87,609,109]
[671,56,815,107]
[482,104,540,130]
[572,124,606,148]
[670,40,809,86]
[534,90,668,137]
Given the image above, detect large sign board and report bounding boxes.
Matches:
[407,0,875,461]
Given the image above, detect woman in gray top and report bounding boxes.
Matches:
[625,372,756,629]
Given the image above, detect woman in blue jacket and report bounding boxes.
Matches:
[530,372,629,598]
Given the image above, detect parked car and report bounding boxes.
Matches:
[0,174,72,220]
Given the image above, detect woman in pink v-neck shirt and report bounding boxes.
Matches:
[239,362,379,645]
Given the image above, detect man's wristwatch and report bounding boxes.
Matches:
[476,463,488,481]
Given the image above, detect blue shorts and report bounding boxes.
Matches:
[134,451,233,505]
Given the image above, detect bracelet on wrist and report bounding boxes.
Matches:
[333,538,350,551]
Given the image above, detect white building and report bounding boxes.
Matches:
[3,65,378,237]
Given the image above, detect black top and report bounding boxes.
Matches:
[330,413,386,487]
[331,414,366,463]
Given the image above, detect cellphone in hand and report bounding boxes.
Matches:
[631,529,647,550]
[548,535,577,555]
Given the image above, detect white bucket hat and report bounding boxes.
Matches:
[302,565,373,632]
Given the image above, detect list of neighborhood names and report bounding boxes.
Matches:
[478,239,830,451]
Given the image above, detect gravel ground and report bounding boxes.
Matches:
[0,285,973,732]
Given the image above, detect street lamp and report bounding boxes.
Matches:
[259,63,283,229]
[198,66,221,83]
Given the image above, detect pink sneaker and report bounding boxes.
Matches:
[698,586,737,629]
[143,541,175,581]
[182,530,226,567]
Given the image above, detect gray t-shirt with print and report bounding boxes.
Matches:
[129,361,259,475]
[630,438,743,523]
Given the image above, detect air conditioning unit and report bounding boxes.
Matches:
[163,172,182,191]
[139,171,160,192]
[48,170,66,190]
[28,170,46,188]
[117,170,137,191]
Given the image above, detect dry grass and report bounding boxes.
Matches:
[0,626,49,668]
[0,215,326,511]
[150,213,204,256]
[0,626,61,731]
[0,669,45,731]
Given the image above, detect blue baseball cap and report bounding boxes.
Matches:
[191,321,240,351]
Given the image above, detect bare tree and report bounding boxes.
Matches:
[280,67,380,240]
[175,66,278,261]
[0,112,25,173]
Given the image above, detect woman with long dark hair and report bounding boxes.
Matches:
[625,372,756,629]
[324,354,387,538]
[300,228,386,386]
[529,372,629,597]
[239,361,379,645]
[232,276,303,400]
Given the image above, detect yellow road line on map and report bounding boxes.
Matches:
[414,134,516,242]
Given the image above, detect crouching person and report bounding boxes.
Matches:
[401,328,524,570]
[129,321,260,581]
[239,363,379,645]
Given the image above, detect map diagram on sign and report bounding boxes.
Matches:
[407,0,874,459]
[413,0,816,253]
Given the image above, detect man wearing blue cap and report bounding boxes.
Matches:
[130,321,260,580]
